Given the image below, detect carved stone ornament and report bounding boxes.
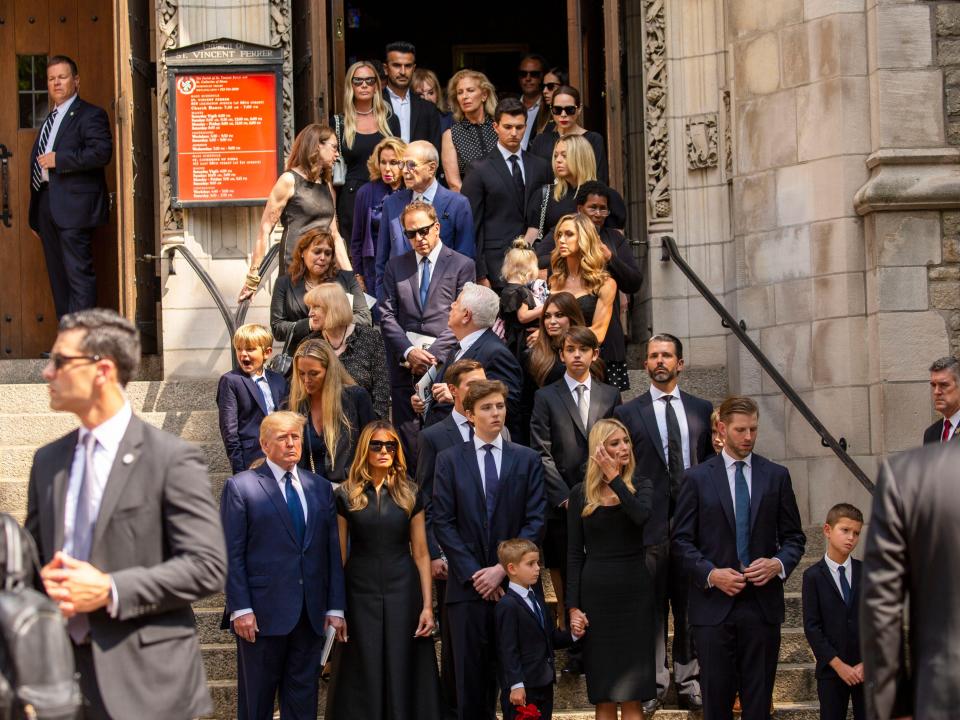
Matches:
[685,113,719,170]
[643,0,671,223]
[157,0,183,232]
[269,2,294,157]
[723,90,732,178]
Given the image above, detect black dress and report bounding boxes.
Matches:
[518,353,565,448]
[326,485,442,720]
[529,128,609,185]
[499,283,538,361]
[566,477,655,704]
[308,324,391,420]
[335,124,386,245]
[576,293,630,392]
[527,186,627,250]
[279,172,336,271]
[450,117,497,179]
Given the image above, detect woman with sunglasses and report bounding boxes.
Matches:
[537,67,568,136]
[349,137,406,293]
[529,85,609,185]
[289,338,375,484]
[325,420,442,719]
[441,69,499,192]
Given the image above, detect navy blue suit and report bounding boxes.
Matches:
[220,464,346,720]
[433,439,546,720]
[802,558,864,720]
[216,369,288,474]
[374,185,475,299]
[672,452,805,720]
[28,97,112,318]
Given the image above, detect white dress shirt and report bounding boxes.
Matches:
[250,371,275,414]
[451,409,472,442]
[416,239,443,296]
[454,328,486,362]
[41,93,78,182]
[387,86,411,142]
[521,102,540,151]
[473,434,503,493]
[823,553,853,598]
[941,408,960,441]
[649,385,691,469]
[564,373,592,418]
[497,142,526,183]
[412,178,439,204]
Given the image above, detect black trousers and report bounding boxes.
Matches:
[500,684,554,720]
[446,599,498,720]
[72,642,112,720]
[37,188,97,318]
[436,579,458,719]
[818,673,865,720]
[692,595,780,720]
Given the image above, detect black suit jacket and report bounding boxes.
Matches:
[28,97,112,231]
[802,558,862,678]
[216,368,288,473]
[496,588,573,689]
[384,89,442,151]
[920,417,960,445]
[613,389,714,545]
[530,378,622,510]
[671,452,806,626]
[461,149,552,283]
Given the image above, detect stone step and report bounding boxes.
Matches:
[0,356,163,385]
[0,378,216,412]
[0,410,223,447]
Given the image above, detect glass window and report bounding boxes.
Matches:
[17,55,48,129]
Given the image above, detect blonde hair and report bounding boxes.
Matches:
[553,135,597,201]
[365,137,407,182]
[259,411,306,443]
[501,238,539,285]
[448,69,498,123]
[289,339,356,469]
[497,538,539,570]
[548,214,609,295]
[342,420,416,515]
[342,61,393,149]
[582,419,636,517]
[304,283,354,331]
[233,323,273,351]
[412,67,447,112]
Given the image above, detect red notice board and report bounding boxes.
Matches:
[171,71,281,206]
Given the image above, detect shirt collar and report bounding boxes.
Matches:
[458,328,486,354]
[55,94,78,113]
[386,86,408,103]
[473,433,503,452]
[80,401,133,453]
[948,409,960,428]
[508,581,532,597]
[564,372,591,393]
[649,385,680,402]
[250,370,265,382]
[418,178,439,203]
[265,458,300,484]
[497,142,521,163]
[823,553,852,574]
[451,408,470,429]
[721,449,752,471]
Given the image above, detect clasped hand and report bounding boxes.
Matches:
[709,557,781,597]
[472,565,505,601]
[40,551,111,618]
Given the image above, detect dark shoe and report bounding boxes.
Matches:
[679,694,703,710]
[642,697,661,715]
[562,655,584,675]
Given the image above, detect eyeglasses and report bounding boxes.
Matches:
[552,105,579,116]
[48,353,102,370]
[544,82,561,91]
[403,223,435,240]
[352,76,378,87]
[402,160,425,171]
[369,440,398,453]
[581,205,610,216]
[518,70,543,79]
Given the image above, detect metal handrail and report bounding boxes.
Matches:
[164,244,237,340]
[660,236,875,494]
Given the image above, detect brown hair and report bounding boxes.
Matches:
[825,503,864,527]
[549,214,609,295]
[527,292,587,387]
[342,420,416,515]
[286,124,334,183]
[445,359,484,389]
[288,227,340,282]
[400,200,438,229]
[497,538,539,570]
[717,396,760,422]
[560,326,600,351]
[463,379,508,413]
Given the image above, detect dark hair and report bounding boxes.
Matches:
[575,181,611,206]
[446,359,484,388]
[59,309,140,387]
[463,379,508,412]
[528,292,587,387]
[47,55,78,76]
[544,67,569,85]
[648,333,683,360]
[386,41,416,57]
[519,54,547,71]
[494,97,527,123]
[717,396,760,422]
[929,355,960,383]
[552,84,581,105]
[288,227,339,282]
[561,326,600,351]
[825,503,864,527]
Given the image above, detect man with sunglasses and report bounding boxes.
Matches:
[517,54,547,151]
[383,40,442,151]
[26,309,226,720]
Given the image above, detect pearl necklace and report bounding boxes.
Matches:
[355,106,374,116]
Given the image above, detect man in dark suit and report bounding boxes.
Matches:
[375,140,475,298]
[379,200,475,466]
[28,55,112,319]
[672,395,806,720]
[26,309,226,720]
[922,355,960,444]
[220,411,346,720]
[613,333,713,710]
[383,41,442,149]
[461,98,551,290]
[433,379,546,720]
[861,443,960,720]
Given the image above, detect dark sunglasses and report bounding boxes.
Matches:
[518,70,543,79]
[369,440,398,453]
[403,223,435,240]
[49,353,102,370]
[552,105,579,116]
[543,82,561,91]
[351,76,378,87]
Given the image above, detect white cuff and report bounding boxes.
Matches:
[510,682,524,691]
[570,630,583,642]
[230,608,253,622]
[326,610,345,619]
[107,578,119,618]
[775,558,786,580]
[402,346,414,360]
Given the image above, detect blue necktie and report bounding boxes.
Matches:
[283,472,306,545]
[527,590,544,627]
[734,461,751,568]
[419,257,431,307]
[255,376,275,414]
[838,565,852,607]
[32,108,58,191]
[483,444,500,522]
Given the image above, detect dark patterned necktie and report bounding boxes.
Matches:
[509,155,525,202]
[31,108,58,191]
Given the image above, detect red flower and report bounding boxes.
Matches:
[515,704,541,719]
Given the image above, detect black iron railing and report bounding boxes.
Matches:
[660,236,875,494]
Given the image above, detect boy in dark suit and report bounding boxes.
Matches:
[802,503,865,720]
[217,323,288,473]
[495,538,584,720]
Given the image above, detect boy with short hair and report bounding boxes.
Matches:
[217,323,288,473]
[802,503,865,720]
[495,538,583,720]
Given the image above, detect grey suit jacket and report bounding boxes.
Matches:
[861,444,960,720]
[25,415,227,720]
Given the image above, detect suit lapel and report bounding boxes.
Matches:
[712,459,736,535]
[556,383,587,439]
[268,372,285,408]
[442,416,466,445]
[52,432,79,551]
[749,456,767,533]
[508,588,548,639]
[92,418,145,552]
[300,470,318,549]
[817,559,845,604]
[638,393,667,467]
[461,443,486,508]
[256,465,299,544]
[587,383,612,430]
[240,372,269,415]
[491,153,523,213]
[291,281,308,319]
[51,100,81,151]
[681,392,704,466]
[425,247,452,308]
[490,443,516,517]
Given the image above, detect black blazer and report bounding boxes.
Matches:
[530,378,622,510]
[921,417,960,445]
[384,89,442,151]
[496,587,574,689]
[671,453,806,626]
[461,149,552,283]
[613,389,714,545]
[28,97,112,231]
[528,128,608,185]
[296,385,376,483]
[269,271,372,348]
[802,558,862,678]
[216,368,289,473]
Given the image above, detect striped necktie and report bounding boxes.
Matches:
[32,108,58,191]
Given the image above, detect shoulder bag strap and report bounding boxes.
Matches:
[536,183,551,240]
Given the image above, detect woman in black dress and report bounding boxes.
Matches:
[567,418,654,719]
[441,69,498,191]
[326,420,442,720]
[288,338,375,484]
[530,85,609,184]
[537,67,568,136]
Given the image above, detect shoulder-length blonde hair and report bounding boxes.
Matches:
[304,282,354,331]
[447,69,498,123]
[412,67,447,113]
[365,137,407,182]
[288,227,340,282]
[582,418,636,517]
[286,124,333,183]
[342,61,393,149]
[342,420,416,515]
[548,214,609,295]
[553,134,597,201]
[288,339,356,468]
[527,291,585,387]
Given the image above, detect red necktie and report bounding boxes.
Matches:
[942,419,952,443]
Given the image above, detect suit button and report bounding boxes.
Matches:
[299,579,303,585]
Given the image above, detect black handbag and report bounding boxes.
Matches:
[268,332,295,376]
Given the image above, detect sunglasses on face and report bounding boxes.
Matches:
[552,105,579,116]
[518,70,543,79]
[352,76,378,87]
[369,440,398,453]
[49,352,102,370]
[403,223,435,240]
[544,82,561,91]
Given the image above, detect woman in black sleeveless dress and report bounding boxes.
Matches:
[441,69,498,191]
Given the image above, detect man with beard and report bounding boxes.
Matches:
[613,333,714,712]
[383,41,442,150]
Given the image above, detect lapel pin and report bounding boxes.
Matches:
[122,453,135,465]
